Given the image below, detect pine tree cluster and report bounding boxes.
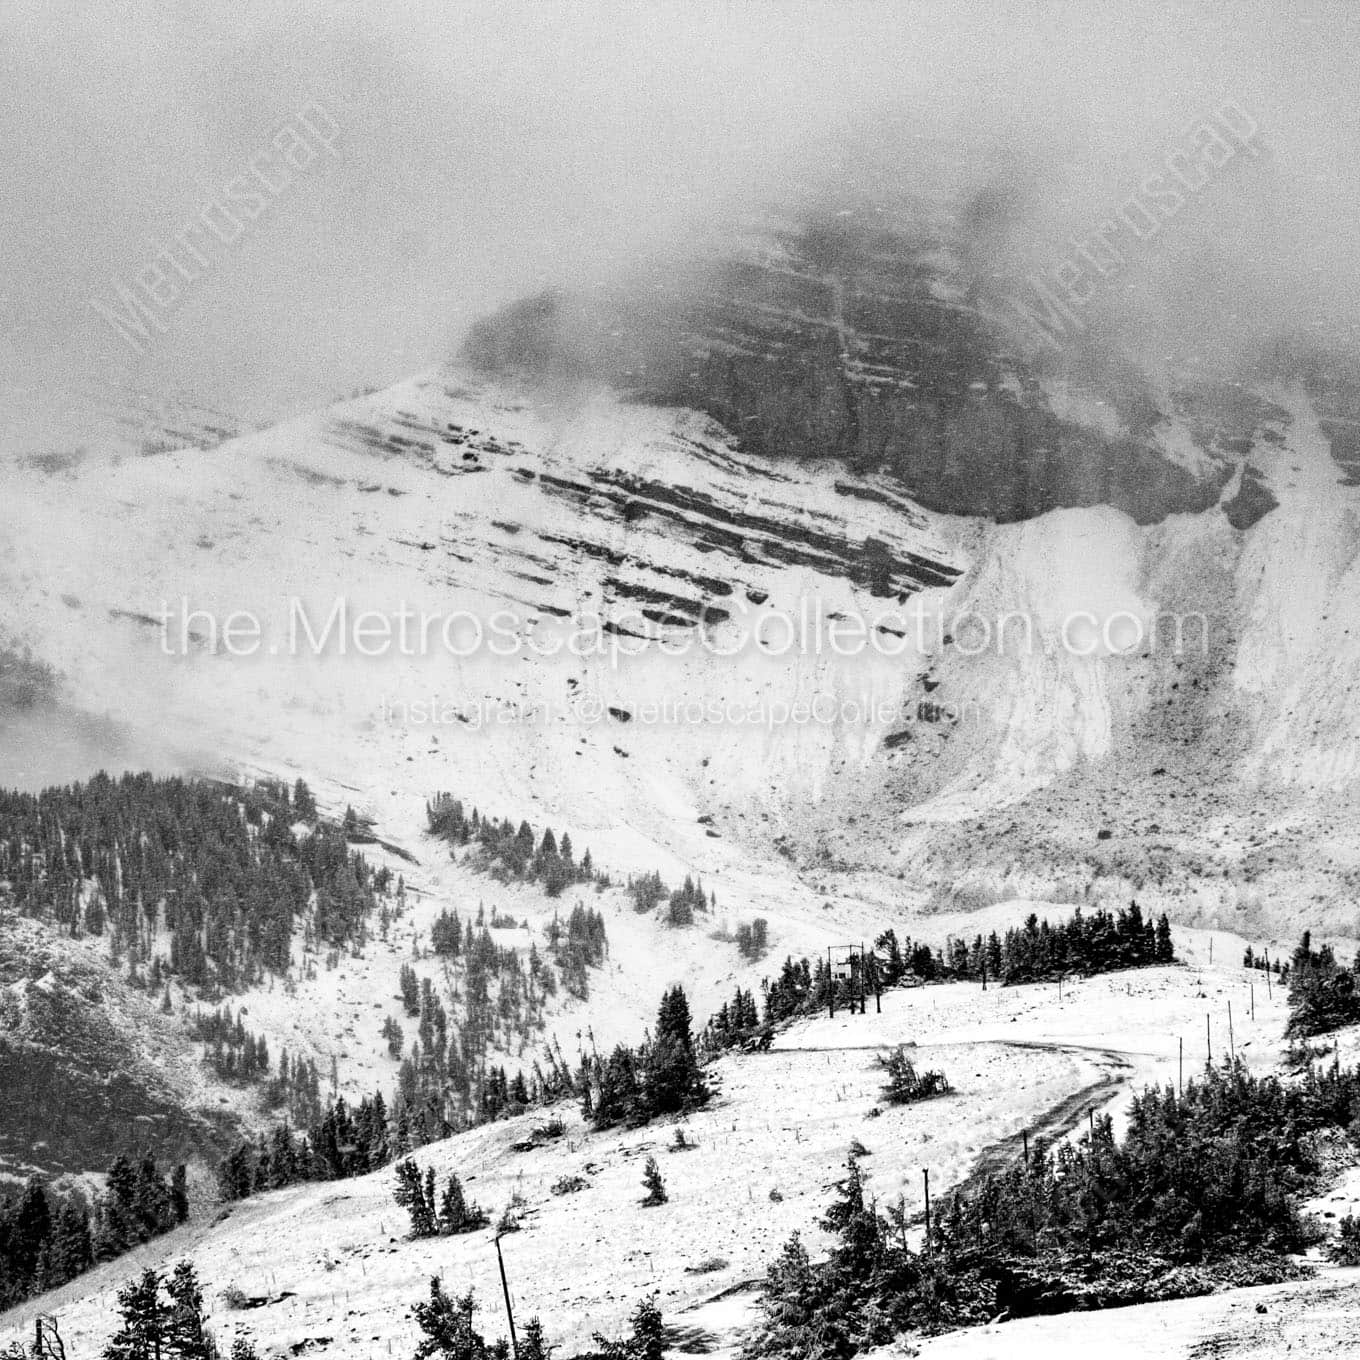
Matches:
[735,918,768,961]
[216,1092,393,1200]
[875,902,1174,989]
[216,1034,580,1205]
[1285,931,1360,1037]
[103,1262,214,1360]
[190,1007,270,1083]
[750,1057,1360,1355]
[426,796,597,898]
[392,1159,488,1238]
[701,986,762,1051]
[0,773,390,990]
[545,905,608,1000]
[582,986,709,1130]
[626,872,713,926]
[0,1156,188,1308]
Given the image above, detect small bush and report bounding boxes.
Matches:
[877,1046,951,1104]
[684,1256,729,1275]
[1330,1213,1360,1265]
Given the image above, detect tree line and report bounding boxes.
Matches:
[0,773,391,992]
[875,901,1174,988]
[0,1155,187,1309]
[213,981,704,1209]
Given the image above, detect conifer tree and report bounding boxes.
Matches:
[104,1270,166,1360]
[393,1159,437,1238]
[164,1261,215,1360]
[640,1157,667,1207]
[518,1318,553,1360]
[592,1295,665,1360]
[411,1277,507,1360]
[437,1173,486,1235]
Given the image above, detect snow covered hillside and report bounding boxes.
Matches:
[4,365,1360,942]
[0,949,1298,1359]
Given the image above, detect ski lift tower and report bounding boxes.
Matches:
[827,943,880,1017]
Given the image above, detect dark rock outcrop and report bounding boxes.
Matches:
[465,211,1286,528]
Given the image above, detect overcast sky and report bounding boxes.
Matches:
[2,0,1358,442]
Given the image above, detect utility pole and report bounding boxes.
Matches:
[1251,982,1255,1022]
[1228,1000,1235,1060]
[494,1233,519,1359]
[1206,1013,1212,1066]
[1178,1036,1183,1096]
[923,1168,931,1250]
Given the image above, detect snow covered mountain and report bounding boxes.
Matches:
[7,199,1360,1360]
[4,341,1360,944]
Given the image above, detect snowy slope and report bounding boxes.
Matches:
[6,365,1360,963]
[8,364,1360,1166]
[0,954,1301,1359]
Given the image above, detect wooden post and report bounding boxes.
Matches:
[1251,982,1255,1022]
[495,1233,519,1359]
[1209,938,1214,964]
[1228,1000,1235,1060]
[923,1168,931,1250]
[1206,1013,1212,1066]
[1178,1036,1183,1096]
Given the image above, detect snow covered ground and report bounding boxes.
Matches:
[4,951,1341,1360]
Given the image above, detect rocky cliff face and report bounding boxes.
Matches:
[465,209,1285,529]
